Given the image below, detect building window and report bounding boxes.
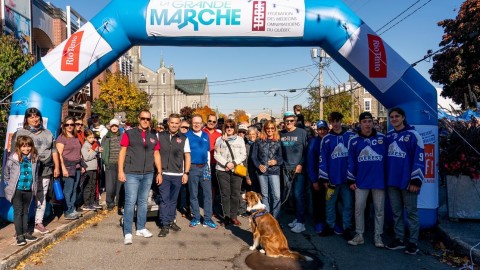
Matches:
[192,100,198,109]
[161,73,166,84]
[364,98,372,111]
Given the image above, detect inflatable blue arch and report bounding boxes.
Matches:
[3,0,438,227]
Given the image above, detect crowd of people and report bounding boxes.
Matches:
[3,105,425,256]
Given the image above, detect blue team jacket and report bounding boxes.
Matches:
[347,129,387,189]
[386,125,425,189]
[319,128,356,185]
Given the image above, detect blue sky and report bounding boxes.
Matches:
[49,0,463,117]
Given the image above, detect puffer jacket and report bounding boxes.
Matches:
[251,139,283,175]
[3,153,39,203]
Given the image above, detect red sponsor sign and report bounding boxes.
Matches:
[368,34,387,78]
[61,31,84,72]
[424,144,435,179]
[252,1,266,31]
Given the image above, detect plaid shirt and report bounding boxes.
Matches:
[17,156,33,191]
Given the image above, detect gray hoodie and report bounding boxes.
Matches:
[81,141,99,171]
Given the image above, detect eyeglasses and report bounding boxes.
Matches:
[266,127,275,130]
[140,117,151,121]
[64,123,75,127]
[285,120,295,123]
[225,126,234,129]
[180,126,189,129]
[207,120,217,123]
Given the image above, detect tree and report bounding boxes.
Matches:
[304,86,355,123]
[0,34,34,167]
[194,105,216,123]
[233,109,249,123]
[92,72,150,124]
[180,106,194,120]
[429,0,480,107]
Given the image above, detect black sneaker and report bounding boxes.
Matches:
[320,227,334,237]
[158,227,169,237]
[24,233,38,242]
[386,239,405,250]
[405,243,419,255]
[16,236,27,246]
[169,222,181,232]
[343,228,353,241]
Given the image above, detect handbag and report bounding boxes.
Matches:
[225,141,247,177]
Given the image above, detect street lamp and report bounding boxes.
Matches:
[264,90,296,116]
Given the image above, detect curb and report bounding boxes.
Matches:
[436,224,480,266]
[0,211,98,270]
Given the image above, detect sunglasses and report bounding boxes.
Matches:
[225,126,234,129]
[75,123,83,126]
[208,120,217,123]
[285,120,295,123]
[64,123,75,127]
[140,117,151,121]
[180,126,189,129]
[266,127,275,130]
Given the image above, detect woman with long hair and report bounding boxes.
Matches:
[251,120,283,218]
[56,116,84,220]
[214,119,246,226]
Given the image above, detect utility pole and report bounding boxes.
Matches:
[350,76,355,121]
[311,48,330,120]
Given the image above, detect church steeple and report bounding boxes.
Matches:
[160,56,165,68]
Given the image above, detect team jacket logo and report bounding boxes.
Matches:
[388,141,406,158]
[61,31,84,72]
[368,34,387,78]
[331,143,348,159]
[358,146,383,162]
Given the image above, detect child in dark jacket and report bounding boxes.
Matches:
[4,136,40,246]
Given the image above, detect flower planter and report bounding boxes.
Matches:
[446,175,480,219]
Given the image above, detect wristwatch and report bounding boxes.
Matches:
[184,171,190,175]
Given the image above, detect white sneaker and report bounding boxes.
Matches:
[374,235,384,248]
[347,233,364,246]
[124,234,133,245]
[288,219,298,228]
[136,228,153,238]
[291,223,306,233]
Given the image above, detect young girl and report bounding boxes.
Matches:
[4,136,40,246]
[81,130,101,211]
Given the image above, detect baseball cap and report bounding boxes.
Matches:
[109,119,120,126]
[238,124,248,132]
[316,120,328,129]
[284,111,295,118]
[359,112,373,121]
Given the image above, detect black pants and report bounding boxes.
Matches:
[12,190,32,236]
[312,183,327,224]
[83,170,97,206]
[105,164,124,208]
[216,170,242,220]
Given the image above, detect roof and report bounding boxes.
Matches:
[175,79,206,95]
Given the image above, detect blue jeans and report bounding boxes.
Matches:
[325,183,353,229]
[123,173,153,235]
[188,165,213,222]
[158,174,182,226]
[283,171,306,223]
[258,174,281,218]
[63,169,80,214]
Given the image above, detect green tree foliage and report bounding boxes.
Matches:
[92,72,150,124]
[429,0,480,107]
[0,34,34,168]
[304,86,355,123]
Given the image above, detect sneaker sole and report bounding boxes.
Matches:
[34,229,50,234]
[405,249,419,255]
[124,241,132,245]
[17,242,27,246]
[386,245,405,250]
[203,225,218,229]
[136,233,153,238]
[347,241,364,246]
[25,239,38,242]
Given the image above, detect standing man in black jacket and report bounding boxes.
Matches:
[157,114,191,237]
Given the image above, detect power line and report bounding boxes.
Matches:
[378,0,433,35]
[375,0,421,32]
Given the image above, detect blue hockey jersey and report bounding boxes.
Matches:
[319,128,356,185]
[306,136,321,183]
[386,125,425,189]
[347,130,387,189]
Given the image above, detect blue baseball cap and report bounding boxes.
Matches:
[316,120,328,129]
[284,111,295,118]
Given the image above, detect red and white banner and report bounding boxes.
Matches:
[338,24,410,93]
[42,22,112,86]
[414,125,438,209]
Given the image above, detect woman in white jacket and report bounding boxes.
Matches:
[214,119,246,227]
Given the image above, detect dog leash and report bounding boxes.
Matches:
[279,168,297,207]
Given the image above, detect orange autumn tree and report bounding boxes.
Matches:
[233,109,249,123]
[193,105,216,123]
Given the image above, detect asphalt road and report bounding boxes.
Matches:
[22,210,452,270]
